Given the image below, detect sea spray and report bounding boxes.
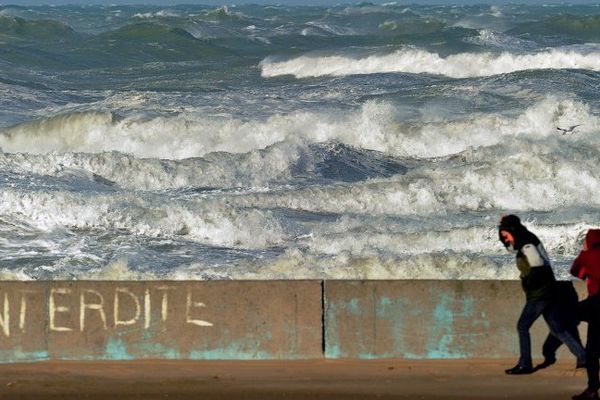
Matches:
[1,4,600,280]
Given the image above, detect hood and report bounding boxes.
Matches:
[498,214,538,250]
[585,229,600,250]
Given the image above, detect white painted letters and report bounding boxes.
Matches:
[186,290,213,327]
[144,288,151,329]
[114,288,140,327]
[0,293,9,337]
[49,288,73,332]
[3,286,215,335]
[143,287,174,329]
[80,289,107,331]
[156,286,173,322]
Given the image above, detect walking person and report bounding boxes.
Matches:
[571,229,600,400]
[498,215,586,374]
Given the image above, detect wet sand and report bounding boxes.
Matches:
[0,359,586,399]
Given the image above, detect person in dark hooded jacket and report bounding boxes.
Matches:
[571,229,600,400]
[499,215,586,375]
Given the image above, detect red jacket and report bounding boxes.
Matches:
[571,229,600,297]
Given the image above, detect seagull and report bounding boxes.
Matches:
[557,124,581,135]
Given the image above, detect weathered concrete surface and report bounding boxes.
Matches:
[0,282,48,363]
[324,280,587,359]
[0,280,589,362]
[0,281,322,362]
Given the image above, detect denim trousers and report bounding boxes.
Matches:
[541,281,583,360]
[517,298,586,368]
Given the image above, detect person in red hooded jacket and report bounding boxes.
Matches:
[571,229,600,400]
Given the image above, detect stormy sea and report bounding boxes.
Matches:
[0,2,599,280]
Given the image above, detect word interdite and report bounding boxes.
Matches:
[0,286,213,336]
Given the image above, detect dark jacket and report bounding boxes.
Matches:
[499,216,556,301]
[514,231,556,301]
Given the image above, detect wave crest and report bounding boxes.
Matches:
[260,45,600,79]
[1,97,597,161]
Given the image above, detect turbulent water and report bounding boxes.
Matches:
[1,3,600,280]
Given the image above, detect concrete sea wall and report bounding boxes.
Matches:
[0,280,587,362]
[0,281,323,362]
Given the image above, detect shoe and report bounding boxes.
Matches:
[572,388,599,400]
[505,365,534,375]
[577,360,587,369]
[535,357,556,370]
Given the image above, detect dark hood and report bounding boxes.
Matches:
[499,214,540,250]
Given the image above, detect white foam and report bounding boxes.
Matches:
[0,251,515,281]
[0,141,302,190]
[260,45,600,79]
[304,21,357,36]
[307,214,596,260]
[309,223,499,257]
[0,203,594,280]
[212,220,596,280]
[133,10,180,19]
[226,135,600,218]
[2,96,597,163]
[490,5,503,17]
[0,188,284,249]
[231,250,515,280]
[465,29,536,50]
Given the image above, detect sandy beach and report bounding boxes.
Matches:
[0,359,586,399]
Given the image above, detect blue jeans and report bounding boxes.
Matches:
[517,299,586,368]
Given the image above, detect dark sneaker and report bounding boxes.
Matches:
[505,365,534,375]
[535,357,556,370]
[572,388,599,400]
[577,360,587,369]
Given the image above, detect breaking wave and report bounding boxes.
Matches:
[1,97,596,160]
[260,45,600,79]
[2,218,595,280]
[0,188,284,250]
[0,142,407,190]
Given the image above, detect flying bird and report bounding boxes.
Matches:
[557,124,581,135]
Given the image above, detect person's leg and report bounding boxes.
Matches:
[544,303,586,366]
[542,332,562,364]
[515,300,546,369]
[572,322,584,350]
[572,297,600,400]
[541,282,583,367]
[563,282,585,351]
[573,301,600,400]
[586,299,600,393]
